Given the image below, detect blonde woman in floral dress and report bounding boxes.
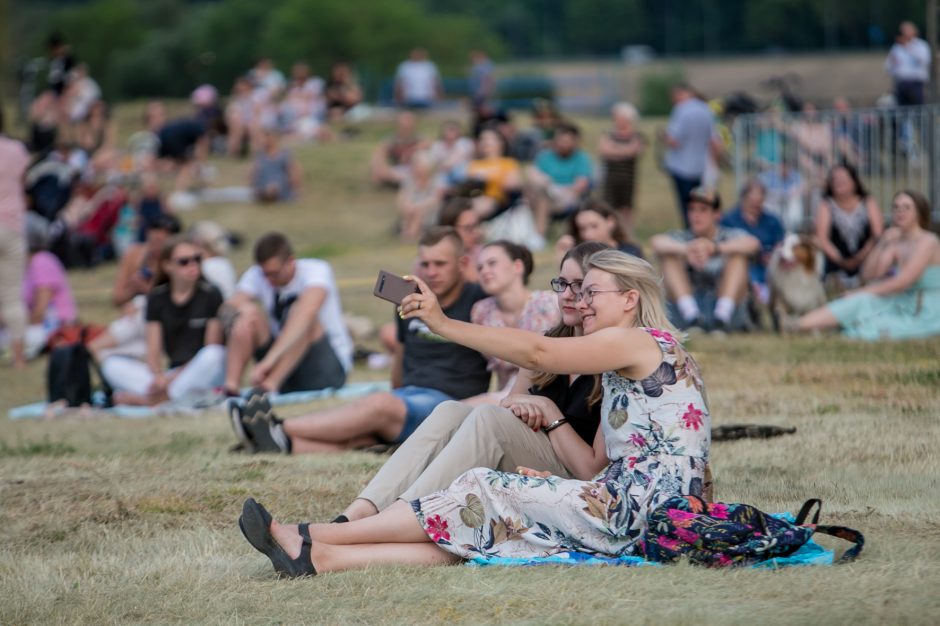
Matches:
[239,250,710,575]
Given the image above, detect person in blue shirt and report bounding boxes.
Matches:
[720,179,785,305]
[525,122,594,239]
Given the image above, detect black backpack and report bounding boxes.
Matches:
[47,341,112,407]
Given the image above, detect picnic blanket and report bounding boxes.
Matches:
[7,380,391,420]
[468,514,834,569]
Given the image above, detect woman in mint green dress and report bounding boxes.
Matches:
[798,190,940,340]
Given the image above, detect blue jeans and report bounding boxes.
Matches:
[670,172,701,229]
[389,386,455,443]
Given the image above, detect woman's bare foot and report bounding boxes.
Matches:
[270,521,303,559]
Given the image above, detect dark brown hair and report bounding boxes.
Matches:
[254,232,293,264]
[419,225,464,256]
[482,240,534,285]
[895,189,932,230]
[567,198,632,247]
[154,235,200,286]
[824,163,869,199]
[437,197,474,228]
[529,241,611,398]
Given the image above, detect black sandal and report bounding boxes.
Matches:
[239,498,316,577]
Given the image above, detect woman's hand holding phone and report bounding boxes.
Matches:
[399,275,445,331]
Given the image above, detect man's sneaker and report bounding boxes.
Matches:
[225,397,254,451]
[243,392,289,454]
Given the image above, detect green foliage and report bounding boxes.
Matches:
[7,0,936,100]
[48,0,145,96]
[638,66,685,116]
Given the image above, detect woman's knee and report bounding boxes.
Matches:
[466,404,523,437]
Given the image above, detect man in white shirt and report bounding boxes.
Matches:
[394,48,442,109]
[885,21,932,106]
[222,232,353,395]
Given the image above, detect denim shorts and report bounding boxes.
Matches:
[389,385,454,443]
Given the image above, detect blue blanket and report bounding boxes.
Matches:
[7,381,391,420]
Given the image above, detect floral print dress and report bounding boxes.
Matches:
[412,328,710,559]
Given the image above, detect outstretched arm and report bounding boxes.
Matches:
[401,276,661,377]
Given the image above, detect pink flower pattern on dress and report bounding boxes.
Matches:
[628,433,647,448]
[681,404,705,430]
[425,514,451,542]
[647,328,677,344]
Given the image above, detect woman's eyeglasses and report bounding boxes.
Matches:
[173,255,203,267]
[575,289,623,306]
[550,278,582,294]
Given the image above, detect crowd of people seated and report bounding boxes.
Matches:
[3,29,940,583]
[2,39,938,372]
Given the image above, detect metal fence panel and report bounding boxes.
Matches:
[732,105,940,231]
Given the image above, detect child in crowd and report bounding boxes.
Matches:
[22,222,78,359]
[251,130,302,202]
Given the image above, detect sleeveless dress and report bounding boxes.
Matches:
[826,198,872,276]
[827,265,940,341]
[411,328,710,559]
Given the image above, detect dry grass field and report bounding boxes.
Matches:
[1,109,939,625]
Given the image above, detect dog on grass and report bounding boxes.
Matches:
[767,233,827,332]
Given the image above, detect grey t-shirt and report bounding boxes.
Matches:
[664,98,715,179]
[667,226,751,290]
[396,283,490,399]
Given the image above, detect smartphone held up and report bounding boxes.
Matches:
[373,270,419,305]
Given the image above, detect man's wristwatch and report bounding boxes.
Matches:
[542,418,568,433]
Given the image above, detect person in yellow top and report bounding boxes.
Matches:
[465,128,522,221]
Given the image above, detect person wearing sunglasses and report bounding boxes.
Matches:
[102,236,225,406]
[238,247,710,576]
[328,241,607,524]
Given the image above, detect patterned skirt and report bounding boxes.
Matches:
[412,454,707,560]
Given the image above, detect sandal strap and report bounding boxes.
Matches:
[297,523,317,575]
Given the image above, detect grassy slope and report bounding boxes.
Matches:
[1,108,938,625]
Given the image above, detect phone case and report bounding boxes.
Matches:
[373,270,418,305]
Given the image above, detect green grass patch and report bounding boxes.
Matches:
[0,437,76,458]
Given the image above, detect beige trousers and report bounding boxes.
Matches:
[0,229,27,343]
[358,400,573,510]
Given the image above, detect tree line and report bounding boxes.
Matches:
[5,0,928,100]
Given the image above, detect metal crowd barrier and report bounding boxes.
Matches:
[732,104,940,231]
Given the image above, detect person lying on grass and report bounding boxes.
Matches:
[239,249,711,576]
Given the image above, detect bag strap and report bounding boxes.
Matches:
[813,525,865,563]
[795,498,822,525]
[82,344,114,407]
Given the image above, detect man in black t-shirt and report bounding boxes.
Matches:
[232,227,490,454]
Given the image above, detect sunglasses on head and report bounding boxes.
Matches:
[172,254,203,267]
